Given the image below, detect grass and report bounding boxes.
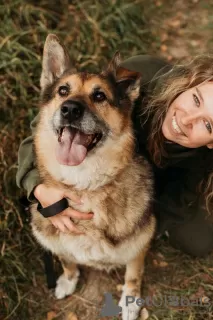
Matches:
[0,1,213,320]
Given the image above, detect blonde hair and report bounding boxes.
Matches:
[143,55,213,215]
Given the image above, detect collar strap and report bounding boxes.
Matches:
[37,198,69,218]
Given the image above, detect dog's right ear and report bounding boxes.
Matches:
[40,34,71,90]
[103,53,141,103]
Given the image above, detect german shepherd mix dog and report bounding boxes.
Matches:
[31,34,156,320]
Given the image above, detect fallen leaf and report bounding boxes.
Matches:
[152,259,168,267]
[147,284,158,297]
[160,33,168,42]
[189,286,205,300]
[153,259,158,267]
[158,261,168,267]
[167,55,173,62]
[66,312,78,320]
[200,296,210,304]
[160,44,168,52]
[169,46,188,59]
[167,19,181,28]
[156,252,165,259]
[116,284,123,292]
[141,307,149,320]
[190,40,200,47]
[201,273,212,282]
[47,311,57,320]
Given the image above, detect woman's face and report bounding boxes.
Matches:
[162,81,213,148]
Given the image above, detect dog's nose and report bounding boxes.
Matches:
[61,100,84,121]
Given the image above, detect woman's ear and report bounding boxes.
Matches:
[207,143,213,149]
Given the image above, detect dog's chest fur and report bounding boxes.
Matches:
[31,159,154,270]
[32,220,153,271]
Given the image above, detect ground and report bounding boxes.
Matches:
[0,0,213,319]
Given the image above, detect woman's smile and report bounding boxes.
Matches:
[171,113,186,136]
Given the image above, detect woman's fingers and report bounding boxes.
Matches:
[52,220,67,233]
[62,216,84,234]
[62,207,94,220]
[49,215,84,234]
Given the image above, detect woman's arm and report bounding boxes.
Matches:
[16,114,40,201]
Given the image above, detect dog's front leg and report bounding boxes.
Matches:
[119,246,148,320]
[55,257,80,299]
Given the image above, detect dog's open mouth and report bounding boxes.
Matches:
[55,127,103,166]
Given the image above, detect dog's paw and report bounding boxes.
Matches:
[118,291,141,320]
[55,270,80,299]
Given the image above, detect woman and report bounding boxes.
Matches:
[16,55,213,257]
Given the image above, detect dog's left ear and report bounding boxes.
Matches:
[106,52,141,102]
[40,34,71,90]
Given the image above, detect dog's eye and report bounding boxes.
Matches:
[92,91,106,103]
[58,86,69,97]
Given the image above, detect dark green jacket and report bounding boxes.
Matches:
[16,55,211,213]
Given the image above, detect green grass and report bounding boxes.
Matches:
[1,1,213,320]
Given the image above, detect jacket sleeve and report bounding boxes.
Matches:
[16,114,41,201]
[120,55,171,86]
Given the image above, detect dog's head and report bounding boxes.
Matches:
[37,34,141,188]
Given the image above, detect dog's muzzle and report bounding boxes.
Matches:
[55,100,104,166]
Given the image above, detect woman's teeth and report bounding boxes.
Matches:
[172,116,182,134]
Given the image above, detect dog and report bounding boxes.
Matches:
[30,34,156,320]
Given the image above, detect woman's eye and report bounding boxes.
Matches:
[58,86,69,97]
[193,94,200,107]
[93,91,106,102]
[204,120,212,134]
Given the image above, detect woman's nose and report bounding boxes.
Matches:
[181,115,194,126]
[181,112,202,126]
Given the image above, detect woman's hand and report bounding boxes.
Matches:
[34,184,93,234]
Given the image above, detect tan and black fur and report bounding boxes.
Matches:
[30,34,156,320]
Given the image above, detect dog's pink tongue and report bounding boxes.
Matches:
[56,128,89,166]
